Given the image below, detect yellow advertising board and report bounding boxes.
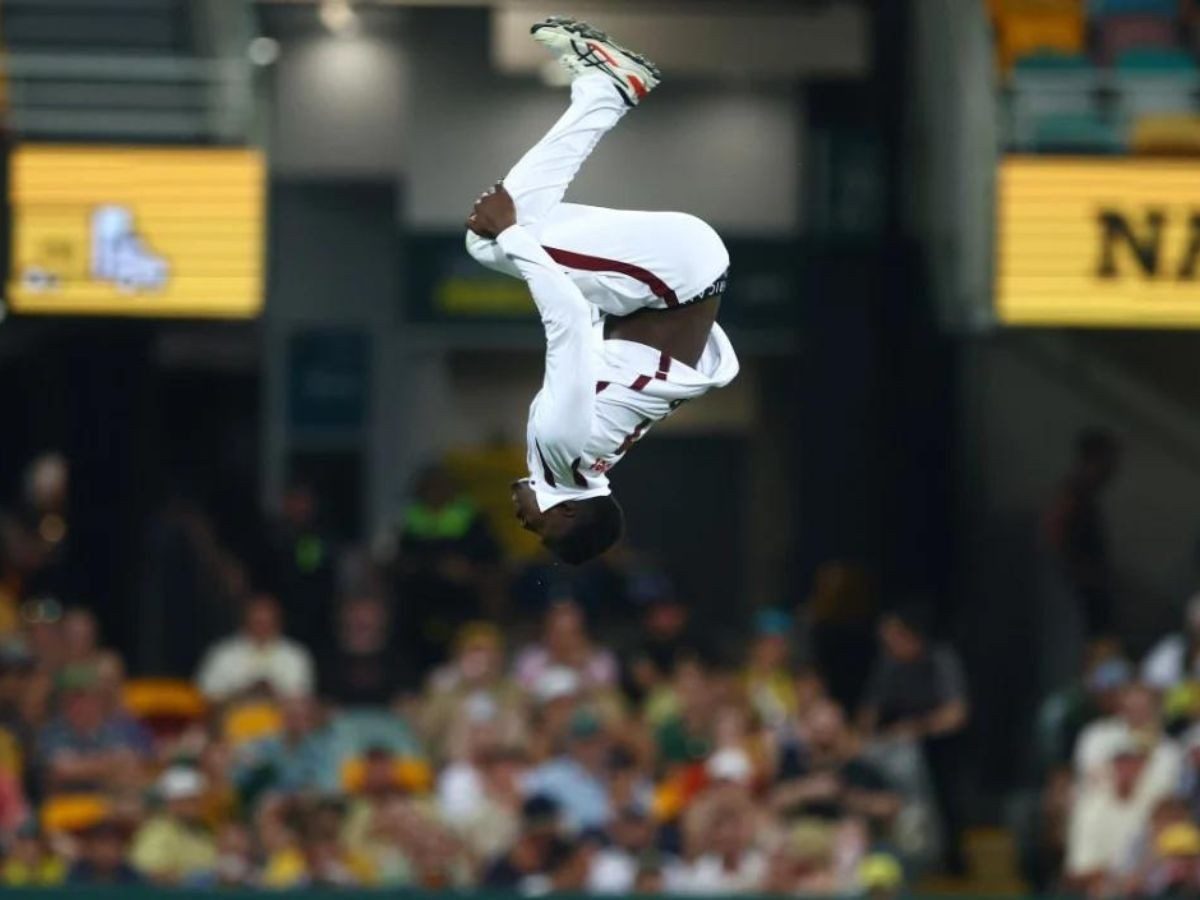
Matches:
[997,156,1200,328]
[7,145,264,318]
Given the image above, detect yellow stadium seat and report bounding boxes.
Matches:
[122,678,207,734]
[222,701,283,747]
[41,794,110,834]
[340,756,433,794]
[996,8,1086,72]
[1132,115,1200,155]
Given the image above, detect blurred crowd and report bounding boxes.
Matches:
[0,453,973,895]
[1016,429,1200,897]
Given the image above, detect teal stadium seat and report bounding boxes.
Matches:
[1089,0,1182,17]
[1032,111,1126,152]
[1009,55,1105,150]
[1115,47,1199,71]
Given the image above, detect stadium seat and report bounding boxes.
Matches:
[1009,62,1105,148]
[122,677,207,739]
[340,756,433,794]
[1032,111,1126,151]
[1132,113,1200,152]
[1089,0,1181,17]
[1115,47,1199,70]
[996,7,1087,72]
[221,700,283,747]
[1096,15,1183,66]
[40,794,110,834]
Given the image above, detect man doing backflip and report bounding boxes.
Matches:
[466,17,738,565]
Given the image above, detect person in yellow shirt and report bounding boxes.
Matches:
[129,767,218,884]
[0,826,67,887]
[743,609,798,728]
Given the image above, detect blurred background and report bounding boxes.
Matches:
[3,0,1200,895]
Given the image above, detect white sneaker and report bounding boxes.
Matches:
[531,16,661,107]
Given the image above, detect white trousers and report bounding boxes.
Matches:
[465,74,729,317]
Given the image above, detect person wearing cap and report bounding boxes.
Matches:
[1074,682,1177,783]
[858,851,905,899]
[524,707,614,831]
[742,608,798,728]
[1066,733,1181,891]
[129,766,218,885]
[1140,821,1200,896]
[1035,645,1132,775]
[1143,592,1200,691]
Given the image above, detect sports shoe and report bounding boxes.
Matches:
[531,16,661,107]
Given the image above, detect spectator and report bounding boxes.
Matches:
[482,794,564,889]
[442,744,527,862]
[195,593,314,703]
[1035,647,1131,775]
[60,607,117,673]
[421,622,526,763]
[0,825,66,887]
[1043,428,1121,638]
[256,481,337,652]
[1066,735,1182,891]
[1143,593,1200,691]
[771,699,900,834]
[130,766,218,884]
[392,465,503,674]
[587,805,672,893]
[1138,822,1200,897]
[514,599,619,695]
[525,708,614,832]
[677,782,766,893]
[1075,683,1173,782]
[37,664,149,794]
[858,608,969,874]
[624,595,706,704]
[318,595,409,706]
[234,694,338,795]
[743,608,798,728]
[68,818,142,886]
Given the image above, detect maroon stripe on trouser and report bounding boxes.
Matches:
[543,245,679,308]
[630,374,652,392]
[655,352,671,380]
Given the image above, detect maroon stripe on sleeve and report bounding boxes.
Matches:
[543,245,679,308]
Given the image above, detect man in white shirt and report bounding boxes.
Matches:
[1074,683,1168,781]
[1067,734,1182,888]
[465,17,739,565]
[195,593,315,702]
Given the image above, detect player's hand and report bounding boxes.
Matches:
[466,182,517,239]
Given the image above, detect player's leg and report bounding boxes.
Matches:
[466,18,658,273]
[532,203,730,317]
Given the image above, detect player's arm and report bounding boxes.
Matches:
[468,185,596,459]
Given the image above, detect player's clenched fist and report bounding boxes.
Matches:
[466,182,517,239]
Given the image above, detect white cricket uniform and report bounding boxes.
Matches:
[466,74,739,512]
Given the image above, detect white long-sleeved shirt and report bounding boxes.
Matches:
[496,224,740,512]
